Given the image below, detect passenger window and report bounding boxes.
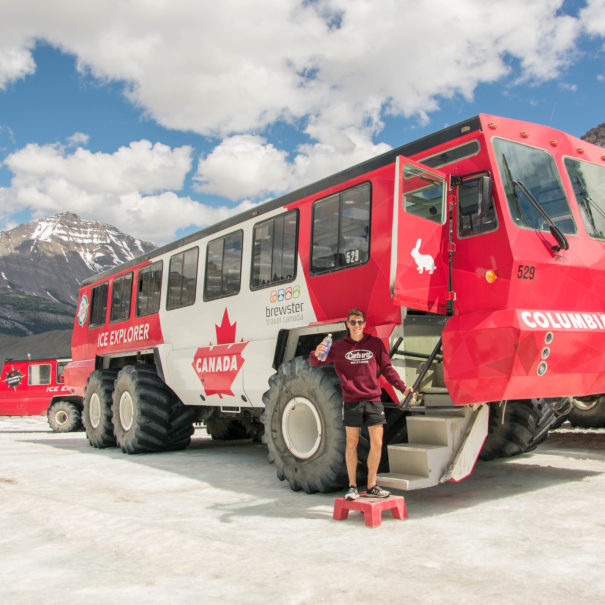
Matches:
[251,211,298,289]
[56,362,67,384]
[311,182,371,274]
[457,179,498,237]
[89,282,109,327]
[402,164,445,224]
[28,364,51,386]
[204,231,243,301]
[136,261,163,317]
[109,273,133,322]
[167,247,199,310]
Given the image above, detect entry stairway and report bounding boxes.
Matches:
[377,403,489,491]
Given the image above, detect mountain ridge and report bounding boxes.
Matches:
[0,212,155,335]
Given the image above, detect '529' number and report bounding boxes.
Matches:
[517,264,536,280]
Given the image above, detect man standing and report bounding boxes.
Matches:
[309,309,413,500]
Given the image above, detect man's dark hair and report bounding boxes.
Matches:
[347,308,366,322]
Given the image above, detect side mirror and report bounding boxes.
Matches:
[478,175,493,218]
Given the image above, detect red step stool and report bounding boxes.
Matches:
[333,495,408,527]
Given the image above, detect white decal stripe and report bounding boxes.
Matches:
[520,310,605,331]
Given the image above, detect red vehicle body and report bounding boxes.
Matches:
[0,357,83,431]
[65,114,605,493]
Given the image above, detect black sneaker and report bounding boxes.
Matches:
[345,486,360,501]
[366,485,390,498]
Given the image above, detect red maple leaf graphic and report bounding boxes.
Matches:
[192,309,247,399]
[215,308,236,344]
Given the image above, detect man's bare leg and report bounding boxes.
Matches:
[366,424,384,489]
[345,426,360,486]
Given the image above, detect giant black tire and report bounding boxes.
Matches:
[479,399,553,461]
[166,404,196,451]
[130,365,195,451]
[83,370,117,448]
[567,395,605,428]
[205,417,248,440]
[112,365,175,454]
[47,400,82,433]
[525,399,556,451]
[240,412,265,443]
[262,357,347,493]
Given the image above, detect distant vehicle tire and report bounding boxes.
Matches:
[205,417,248,440]
[83,370,117,448]
[240,412,265,443]
[47,400,82,433]
[567,395,605,428]
[112,365,174,454]
[262,357,348,493]
[479,399,553,461]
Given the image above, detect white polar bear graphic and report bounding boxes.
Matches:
[411,238,436,274]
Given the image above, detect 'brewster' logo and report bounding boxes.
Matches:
[192,309,247,398]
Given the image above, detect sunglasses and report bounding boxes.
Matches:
[348,320,365,326]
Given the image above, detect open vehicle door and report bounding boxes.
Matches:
[390,156,451,314]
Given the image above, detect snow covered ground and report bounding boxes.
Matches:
[0,416,604,604]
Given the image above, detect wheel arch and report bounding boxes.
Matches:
[271,322,347,369]
[49,395,83,409]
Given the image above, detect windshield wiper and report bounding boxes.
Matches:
[501,154,528,227]
[512,179,569,251]
[501,153,568,250]
[574,173,605,237]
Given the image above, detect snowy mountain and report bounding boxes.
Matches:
[0,212,155,335]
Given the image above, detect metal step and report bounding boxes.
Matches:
[407,415,466,447]
[378,406,488,491]
[386,442,450,481]
[377,471,438,491]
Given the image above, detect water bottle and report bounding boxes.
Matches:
[317,334,332,361]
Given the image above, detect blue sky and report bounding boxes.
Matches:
[0,0,604,244]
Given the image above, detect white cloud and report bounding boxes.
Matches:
[581,0,605,38]
[0,46,35,89]
[194,135,291,200]
[0,0,597,139]
[0,140,252,244]
[194,130,390,199]
[66,132,90,147]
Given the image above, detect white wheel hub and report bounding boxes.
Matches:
[55,410,69,426]
[281,397,322,459]
[119,391,135,431]
[89,393,101,429]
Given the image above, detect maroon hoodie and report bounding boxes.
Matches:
[309,333,407,403]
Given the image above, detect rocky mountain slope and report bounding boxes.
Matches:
[582,122,605,147]
[0,212,155,336]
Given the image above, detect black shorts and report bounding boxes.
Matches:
[343,401,386,428]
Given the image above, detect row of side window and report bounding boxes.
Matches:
[27,362,66,386]
[88,181,372,328]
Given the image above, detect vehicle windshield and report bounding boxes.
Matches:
[493,138,576,235]
[564,157,605,240]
